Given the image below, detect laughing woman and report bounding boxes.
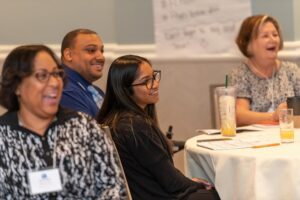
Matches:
[229,15,300,126]
[97,55,220,200]
[0,45,127,199]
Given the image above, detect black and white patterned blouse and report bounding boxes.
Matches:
[0,108,127,200]
[229,61,300,112]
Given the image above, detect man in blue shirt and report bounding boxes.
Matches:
[60,29,105,117]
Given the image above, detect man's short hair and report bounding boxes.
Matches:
[61,29,98,58]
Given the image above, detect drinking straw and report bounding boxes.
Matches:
[225,74,228,88]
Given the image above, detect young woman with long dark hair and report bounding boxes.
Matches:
[97,55,220,200]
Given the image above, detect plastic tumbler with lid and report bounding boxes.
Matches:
[216,86,236,137]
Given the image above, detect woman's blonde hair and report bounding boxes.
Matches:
[235,15,283,57]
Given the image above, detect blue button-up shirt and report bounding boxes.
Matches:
[60,64,105,118]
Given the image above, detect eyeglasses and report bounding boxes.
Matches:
[131,70,161,89]
[33,68,65,82]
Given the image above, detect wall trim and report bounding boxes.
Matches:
[1,41,300,62]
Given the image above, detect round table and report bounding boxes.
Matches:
[184,127,300,200]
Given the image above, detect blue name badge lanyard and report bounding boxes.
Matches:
[19,132,63,195]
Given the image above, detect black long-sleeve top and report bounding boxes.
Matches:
[111,114,203,200]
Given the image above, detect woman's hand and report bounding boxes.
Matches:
[192,177,214,190]
[272,102,288,121]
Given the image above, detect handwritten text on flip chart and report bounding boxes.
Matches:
[153,0,251,56]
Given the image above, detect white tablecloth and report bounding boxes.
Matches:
[184,128,300,200]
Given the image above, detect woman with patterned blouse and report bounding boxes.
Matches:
[229,15,300,126]
[0,45,127,199]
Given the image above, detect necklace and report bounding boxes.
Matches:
[248,59,276,79]
[247,60,277,112]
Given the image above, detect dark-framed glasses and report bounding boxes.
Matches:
[131,70,161,89]
[33,68,65,82]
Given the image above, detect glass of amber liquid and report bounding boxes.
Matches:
[279,109,294,143]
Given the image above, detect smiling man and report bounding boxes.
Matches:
[60,29,105,117]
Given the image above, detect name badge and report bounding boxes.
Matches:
[27,168,63,195]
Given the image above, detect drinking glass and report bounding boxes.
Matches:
[279,108,294,143]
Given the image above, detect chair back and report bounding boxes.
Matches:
[101,125,133,200]
[209,84,224,129]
